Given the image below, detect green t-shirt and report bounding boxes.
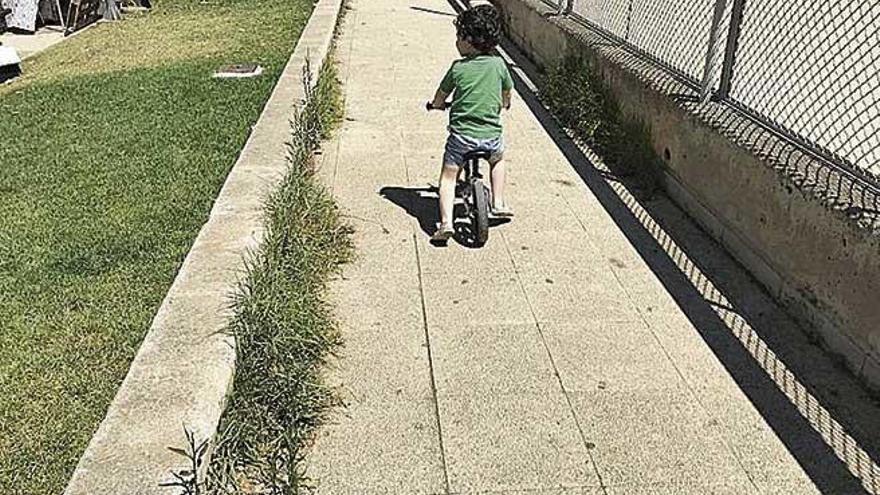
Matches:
[440,54,513,139]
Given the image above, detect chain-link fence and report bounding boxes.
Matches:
[542,0,880,195]
[569,0,724,84]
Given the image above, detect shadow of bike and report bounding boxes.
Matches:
[378,185,509,248]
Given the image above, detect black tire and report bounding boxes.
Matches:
[472,181,490,246]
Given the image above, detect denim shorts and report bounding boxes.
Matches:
[443,132,504,167]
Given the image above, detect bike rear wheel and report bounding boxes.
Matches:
[472,180,490,246]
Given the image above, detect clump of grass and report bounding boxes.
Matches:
[163,427,210,495]
[542,55,663,198]
[206,56,352,494]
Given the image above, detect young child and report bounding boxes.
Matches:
[428,4,514,242]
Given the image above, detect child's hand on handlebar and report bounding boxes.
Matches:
[426,101,450,111]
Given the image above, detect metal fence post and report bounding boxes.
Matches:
[625,0,633,41]
[557,0,573,16]
[717,0,747,100]
[700,0,728,102]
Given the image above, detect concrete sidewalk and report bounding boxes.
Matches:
[306,0,880,493]
[1,26,64,60]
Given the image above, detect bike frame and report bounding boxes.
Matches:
[457,156,483,213]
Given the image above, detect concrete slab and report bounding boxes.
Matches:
[340,192,415,229]
[707,392,839,494]
[314,135,341,186]
[491,196,586,234]
[333,157,408,193]
[540,321,684,393]
[0,26,64,60]
[431,323,559,397]
[328,337,433,404]
[405,155,446,187]
[501,228,614,282]
[618,281,691,317]
[450,487,605,495]
[416,231,518,276]
[422,272,533,328]
[344,97,408,125]
[521,276,641,324]
[325,278,433,402]
[330,271,422,331]
[342,227,419,279]
[551,181,615,226]
[692,375,876,495]
[569,388,752,488]
[307,397,447,495]
[641,318,746,393]
[303,0,880,493]
[401,128,456,155]
[438,391,598,493]
[604,480,758,494]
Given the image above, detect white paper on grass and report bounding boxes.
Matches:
[212,64,264,79]
[0,46,21,67]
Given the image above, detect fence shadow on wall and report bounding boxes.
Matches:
[548,10,880,226]
[498,36,880,494]
[550,0,880,215]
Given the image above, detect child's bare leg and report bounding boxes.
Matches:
[438,163,459,227]
[490,158,507,208]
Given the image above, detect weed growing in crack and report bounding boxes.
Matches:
[163,427,210,495]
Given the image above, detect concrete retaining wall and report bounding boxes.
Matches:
[498,0,880,390]
[63,0,343,492]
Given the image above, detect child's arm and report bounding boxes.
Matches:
[501,62,514,110]
[431,88,450,110]
[430,62,456,109]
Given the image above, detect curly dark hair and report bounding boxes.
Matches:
[455,4,503,53]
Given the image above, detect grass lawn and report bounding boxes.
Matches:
[0,0,312,491]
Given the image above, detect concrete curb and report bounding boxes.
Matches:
[63,0,343,492]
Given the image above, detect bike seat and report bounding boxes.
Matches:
[462,150,493,161]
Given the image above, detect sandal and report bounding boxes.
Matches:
[491,204,515,218]
[430,222,454,242]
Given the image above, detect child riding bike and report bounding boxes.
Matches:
[427,4,514,243]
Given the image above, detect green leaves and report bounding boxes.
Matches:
[206,55,353,494]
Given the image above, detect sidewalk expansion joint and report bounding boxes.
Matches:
[499,230,608,491]
[412,191,452,494]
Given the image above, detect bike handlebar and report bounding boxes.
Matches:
[426,101,451,111]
